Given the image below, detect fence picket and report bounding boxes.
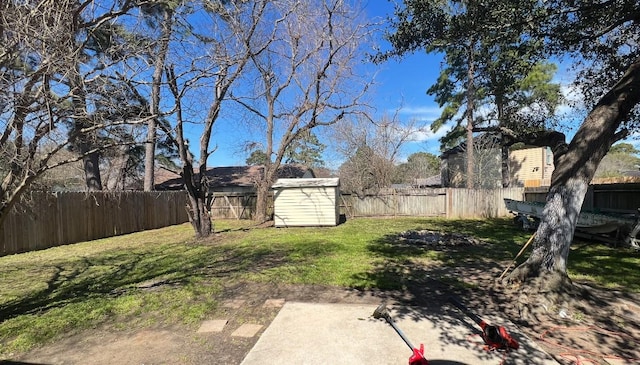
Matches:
[3,184,637,256]
[1,191,189,256]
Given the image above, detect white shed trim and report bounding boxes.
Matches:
[272,178,339,188]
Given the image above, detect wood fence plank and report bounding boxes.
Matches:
[3,185,637,257]
[1,191,189,256]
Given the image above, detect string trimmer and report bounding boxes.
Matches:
[373,303,429,365]
[448,297,519,351]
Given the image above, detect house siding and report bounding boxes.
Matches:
[509,147,554,187]
[442,146,555,188]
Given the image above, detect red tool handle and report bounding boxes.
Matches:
[497,326,519,350]
[450,297,519,351]
[480,322,519,350]
[408,343,429,365]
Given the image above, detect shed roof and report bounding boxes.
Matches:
[272,178,339,189]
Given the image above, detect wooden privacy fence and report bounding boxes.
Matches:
[341,187,524,218]
[1,188,526,257]
[1,191,189,256]
[4,184,639,257]
[208,188,525,219]
[524,183,640,213]
[210,192,258,220]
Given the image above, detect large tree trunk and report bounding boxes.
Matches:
[254,181,270,223]
[144,8,173,191]
[501,144,510,188]
[186,192,212,238]
[82,152,103,191]
[465,42,475,189]
[182,164,212,238]
[508,59,640,291]
[494,80,510,188]
[71,65,103,191]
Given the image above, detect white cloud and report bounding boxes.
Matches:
[406,123,451,143]
[395,105,443,120]
[556,83,585,115]
[381,105,451,144]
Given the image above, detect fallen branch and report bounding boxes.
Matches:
[499,233,536,280]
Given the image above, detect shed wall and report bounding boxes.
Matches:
[273,186,338,227]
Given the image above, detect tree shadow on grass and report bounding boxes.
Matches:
[356,218,640,364]
[0,241,300,322]
[568,240,640,291]
[353,221,578,364]
[353,223,510,314]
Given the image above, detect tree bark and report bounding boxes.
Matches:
[254,181,270,223]
[71,65,103,191]
[144,8,173,192]
[501,144,510,187]
[508,58,640,290]
[495,93,510,188]
[82,152,103,191]
[182,164,212,238]
[254,161,276,223]
[465,42,475,189]
[166,66,215,238]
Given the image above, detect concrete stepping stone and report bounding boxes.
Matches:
[197,319,228,333]
[263,299,285,308]
[232,324,263,338]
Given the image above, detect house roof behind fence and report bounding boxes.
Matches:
[415,175,442,187]
[154,167,183,190]
[154,164,314,190]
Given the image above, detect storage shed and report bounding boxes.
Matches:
[272,178,340,227]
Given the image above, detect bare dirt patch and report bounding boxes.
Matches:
[8,232,640,365]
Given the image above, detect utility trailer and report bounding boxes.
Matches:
[504,198,640,249]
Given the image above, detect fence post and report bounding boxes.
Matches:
[394,188,398,217]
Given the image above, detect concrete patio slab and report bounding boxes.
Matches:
[240,302,559,365]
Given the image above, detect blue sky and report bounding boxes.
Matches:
[202,1,638,169]
[204,1,446,168]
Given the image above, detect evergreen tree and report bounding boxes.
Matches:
[382,1,560,187]
[284,131,326,168]
[246,150,269,166]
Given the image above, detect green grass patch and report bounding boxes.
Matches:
[1,217,637,356]
[0,224,225,356]
[568,241,640,290]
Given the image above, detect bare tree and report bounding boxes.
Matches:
[161,0,269,237]
[442,134,502,188]
[334,114,427,195]
[232,0,374,222]
[395,152,440,186]
[0,0,146,226]
[142,2,176,191]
